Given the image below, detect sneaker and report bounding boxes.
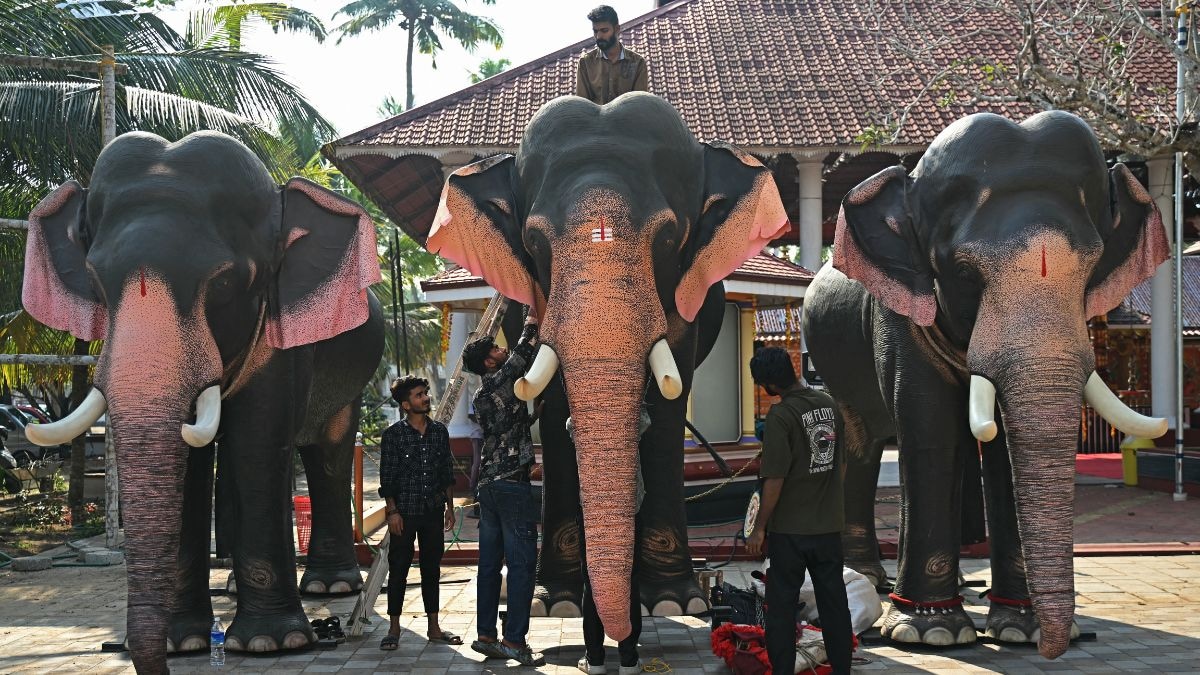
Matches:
[577,656,606,674]
[496,642,546,666]
[618,661,642,675]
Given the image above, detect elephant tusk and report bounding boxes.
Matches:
[181,385,222,447]
[1084,371,1168,439]
[648,339,683,400]
[25,388,107,446]
[514,346,559,402]
[968,375,998,443]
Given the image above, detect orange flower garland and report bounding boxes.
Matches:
[439,303,451,359]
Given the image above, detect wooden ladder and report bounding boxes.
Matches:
[347,292,511,637]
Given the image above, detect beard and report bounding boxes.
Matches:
[595,37,614,51]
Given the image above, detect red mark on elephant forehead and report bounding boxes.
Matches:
[591,216,612,243]
[1041,245,1047,278]
[139,268,146,297]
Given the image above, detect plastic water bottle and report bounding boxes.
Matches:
[210,616,225,667]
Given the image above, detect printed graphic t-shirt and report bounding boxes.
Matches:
[758,387,844,535]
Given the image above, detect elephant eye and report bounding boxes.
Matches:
[484,199,512,217]
[209,270,237,305]
[701,195,731,222]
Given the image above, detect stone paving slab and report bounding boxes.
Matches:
[4,555,1200,673]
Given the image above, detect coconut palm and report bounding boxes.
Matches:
[333,0,502,110]
[467,56,508,83]
[186,2,326,51]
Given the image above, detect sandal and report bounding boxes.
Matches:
[428,630,462,645]
[325,616,346,643]
[310,618,330,640]
[496,642,546,667]
[471,638,507,659]
[379,633,399,651]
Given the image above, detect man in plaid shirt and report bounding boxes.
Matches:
[377,375,461,651]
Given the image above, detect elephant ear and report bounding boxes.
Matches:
[832,165,936,326]
[675,142,789,322]
[1084,163,1170,318]
[22,181,108,340]
[427,154,542,309]
[265,177,382,350]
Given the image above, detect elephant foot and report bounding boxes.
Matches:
[532,584,584,617]
[225,612,316,653]
[846,560,889,589]
[985,599,1080,643]
[880,597,977,647]
[166,610,215,653]
[640,577,708,616]
[300,566,363,595]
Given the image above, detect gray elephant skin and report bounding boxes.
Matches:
[22,131,384,673]
[803,111,1169,659]
[428,92,789,639]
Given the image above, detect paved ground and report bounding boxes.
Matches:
[3,454,1200,673]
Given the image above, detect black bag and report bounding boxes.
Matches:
[711,581,764,626]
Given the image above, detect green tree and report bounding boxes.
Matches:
[187,2,326,51]
[334,0,503,110]
[468,56,508,83]
[377,94,404,118]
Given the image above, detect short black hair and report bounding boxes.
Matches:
[587,5,618,25]
[749,347,797,390]
[463,336,495,376]
[390,374,428,406]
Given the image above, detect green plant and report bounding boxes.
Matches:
[12,492,68,528]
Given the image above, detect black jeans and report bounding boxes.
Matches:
[387,509,445,617]
[765,531,852,675]
[580,517,641,667]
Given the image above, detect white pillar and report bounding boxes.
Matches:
[445,311,481,437]
[797,157,824,272]
[1146,157,1177,425]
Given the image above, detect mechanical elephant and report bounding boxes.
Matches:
[428,92,788,639]
[802,111,1169,659]
[22,131,384,672]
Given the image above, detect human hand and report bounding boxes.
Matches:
[387,511,403,535]
[444,505,456,531]
[746,529,766,558]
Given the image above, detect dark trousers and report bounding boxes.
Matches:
[476,479,538,643]
[581,517,641,667]
[386,510,445,617]
[765,531,852,675]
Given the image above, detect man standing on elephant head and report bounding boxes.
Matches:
[377,375,460,651]
[576,5,648,104]
[747,347,853,675]
[462,314,546,667]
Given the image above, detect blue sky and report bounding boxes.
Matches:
[162,0,652,136]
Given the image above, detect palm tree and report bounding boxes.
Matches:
[468,56,508,83]
[0,0,336,218]
[187,2,326,51]
[333,0,502,110]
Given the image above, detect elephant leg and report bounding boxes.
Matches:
[533,378,585,617]
[838,403,888,587]
[167,443,215,653]
[298,399,364,595]
[219,357,315,653]
[980,429,1079,644]
[880,343,976,647]
[637,396,706,617]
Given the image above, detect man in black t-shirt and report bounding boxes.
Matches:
[747,347,852,675]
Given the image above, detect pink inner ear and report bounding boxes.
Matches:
[427,182,540,308]
[674,173,790,322]
[831,205,937,326]
[264,180,382,350]
[1084,186,1170,318]
[22,183,107,340]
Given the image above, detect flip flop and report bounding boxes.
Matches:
[379,633,399,651]
[428,630,463,645]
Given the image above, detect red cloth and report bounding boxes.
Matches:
[711,623,857,675]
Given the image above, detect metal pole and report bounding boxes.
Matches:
[100,45,123,539]
[389,228,403,374]
[393,227,411,373]
[1174,11,1188,502]
[354,433,364,543]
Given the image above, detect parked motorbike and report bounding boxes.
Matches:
[0,427,23,494]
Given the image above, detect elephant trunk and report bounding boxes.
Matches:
[560,356,645,641]
[95,274,223,673]
[993,355,1088,660]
